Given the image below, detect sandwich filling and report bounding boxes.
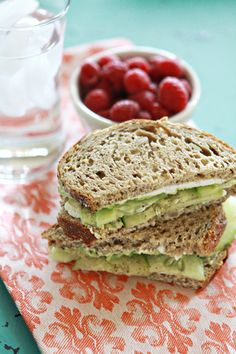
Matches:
[50,197,236,281]
[62,180,236,231]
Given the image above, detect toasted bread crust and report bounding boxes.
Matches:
[197,204,226,254]
[230,184,236,195]
[58,119,236,211]
[58,212,96,245]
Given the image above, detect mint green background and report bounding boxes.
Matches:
[0,1,236,353]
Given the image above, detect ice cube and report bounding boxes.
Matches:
[36,79,58,110]
[0,68,30,117]
[25,53,58,110]
[0,0,39,27]
[14,17,56,58]
[0,2,61,115]
[0,14,56,58]
[16,15,40,27]
[0,29,31,57]
[46,34,64,76]
[21,23,62,110]
[27,22,55,55]
[0,56,22,77]
[0,0,40,57]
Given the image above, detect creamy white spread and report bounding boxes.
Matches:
[64,201,81,219]
[115,178,225,204]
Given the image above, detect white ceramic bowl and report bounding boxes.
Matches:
[70,46,201,130]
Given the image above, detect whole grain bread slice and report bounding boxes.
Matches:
[44,204,226,257]
[58,118,236,211]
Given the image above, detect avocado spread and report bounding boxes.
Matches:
[49,197,236,281]
[63,182,236,229]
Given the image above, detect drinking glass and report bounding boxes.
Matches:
[0,0,70,182]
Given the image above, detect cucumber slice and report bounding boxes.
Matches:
[148,254,205,281]
[216,197,236,251]
[123,206,156,228]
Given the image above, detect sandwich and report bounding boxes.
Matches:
[42,119,236,289]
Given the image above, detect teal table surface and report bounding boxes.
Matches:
[1,1,236,353]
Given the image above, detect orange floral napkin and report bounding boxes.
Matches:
[0,39,236,354]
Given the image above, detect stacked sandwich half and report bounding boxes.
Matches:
[43,119,236,289]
